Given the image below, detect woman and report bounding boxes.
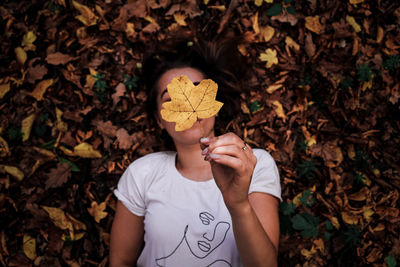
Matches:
[110,38,281,267]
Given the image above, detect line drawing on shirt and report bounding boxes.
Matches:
[155,211,232,267]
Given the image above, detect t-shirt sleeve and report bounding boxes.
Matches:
[249,149,282,201]
[114,163,146,216]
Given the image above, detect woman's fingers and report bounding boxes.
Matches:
[208,144,244,158]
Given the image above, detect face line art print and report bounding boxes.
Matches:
[155,212,232,267]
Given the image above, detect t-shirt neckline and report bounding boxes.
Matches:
[170,151,215,188]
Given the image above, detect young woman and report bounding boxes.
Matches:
[110,38,281,267]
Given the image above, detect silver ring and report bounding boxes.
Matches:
[242,142,248,151]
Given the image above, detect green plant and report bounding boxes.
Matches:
[291,212,319,238]
[298,140,309,153]
[299,189,315,207]
[250,100,261,113]
[297,158,317,180]
[123,75,139,91]
[339,76,353,91]
[386,255,397,267]
[280,201,296,216]
[266,0,296,16]
[93,73,107,102]
[357,63,374,82]
[342,225,361,250]
[324,220,334,241]
[7,127,23,141]
[39,139,57,150]
[353,172,367,189]
[383,55,400,72]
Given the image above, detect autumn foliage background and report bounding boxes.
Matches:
[1,0,400,266]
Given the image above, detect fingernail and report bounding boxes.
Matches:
[201,147,209,155]
[209,153,220,159]
[200,137,209,143]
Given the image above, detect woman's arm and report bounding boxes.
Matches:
[201,133,280,267]
[229,193,279,267]
[109,200,144,267]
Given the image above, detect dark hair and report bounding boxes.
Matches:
[142,36,251,146]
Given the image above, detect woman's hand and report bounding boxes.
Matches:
[200,133,257,212]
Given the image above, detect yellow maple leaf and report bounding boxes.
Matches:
[21,31,36,51]
[23,234,37,260]
[305,16,323,34]
[173,12,187,26]
[259,48,278,68]
[87,201,108,223]
[160,75,223,131]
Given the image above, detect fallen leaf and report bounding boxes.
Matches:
[42,206,86,241]
[21,114,35,142]
[94,120,118,137]
[45,163,71,190]
[350,0,364,4]
[0,137,10,157]
[259,48,278,68]
[116,128,133,150]
[23,234,36,260]
[0,83,10,99]
[14,47,27,65]
[72,143,102,158]
[0,165,24,181]
[30,79,54,101]
[160,75,223,131]
[21,31,36,51]
[87,201,108,223]
[346,15,361,32]
[305,16,323,34]
[173,12,187,26]
[56,108,68,132]
[27,64,48,83]
[72,0,98,26]
[112,83,126,106]
[262,25,275,42]
[305,32,316,57]
[46,52,75,65]
[341,211,359,225]
[272,100,286,121]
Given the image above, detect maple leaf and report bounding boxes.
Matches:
[259,48,278,68]
[45,163,71,190]
[160,75,223,131]
[87,201,108,223]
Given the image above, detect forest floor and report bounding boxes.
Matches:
[0,0,400,266]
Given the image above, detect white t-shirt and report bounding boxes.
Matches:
[114,149,281,267]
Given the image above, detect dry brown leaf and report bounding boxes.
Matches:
[116,128,133,150]
[95,120,118,137]
[46,52,75,65]
[112,83,126,106]
[45,163,71,190]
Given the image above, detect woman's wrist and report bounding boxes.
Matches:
[226,199,252,218]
